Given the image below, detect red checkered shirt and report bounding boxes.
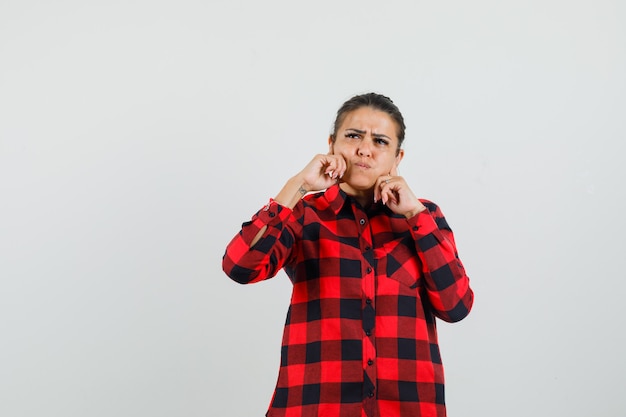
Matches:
[222,184,474,417]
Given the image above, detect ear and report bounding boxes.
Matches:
[328,135,335,154]
[391,149,404,175]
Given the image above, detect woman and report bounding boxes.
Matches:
[222,93,474,417]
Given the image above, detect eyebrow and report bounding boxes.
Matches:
[345,128,392,140]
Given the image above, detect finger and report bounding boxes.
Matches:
[380,185,387,204]
[325,155,345,180]
[323,155,338,177]
[374,175,388,202]
[379,175,396,201]
[387,177,405,205]
[385,185,399,206]
[379,178,395,205]
[381,186,398,206]
[335,155,347,179]
[333,155,346,179]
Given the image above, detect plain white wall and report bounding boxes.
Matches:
[1,1,625,416]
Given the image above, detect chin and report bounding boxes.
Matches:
[343,178,375,192]
[343,170,378,189]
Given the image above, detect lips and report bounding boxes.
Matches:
[354,161,371,169]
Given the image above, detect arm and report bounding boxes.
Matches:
[222,199,296,284]
[374,169,473,322]
[222,154,347,284]
[408,201,474,322]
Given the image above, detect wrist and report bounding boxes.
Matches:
[274,176,309,209]
[405,204,427,219]
[295,175,309,195]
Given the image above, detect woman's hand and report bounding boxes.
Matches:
[274,154,346,209]
[298,154,347,192]
[374,166,426,219]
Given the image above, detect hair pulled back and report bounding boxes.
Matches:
[331,93,406,151]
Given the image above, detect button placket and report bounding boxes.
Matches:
[355,207,377,401]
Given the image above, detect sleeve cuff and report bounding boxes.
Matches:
[407,208,439,240]
[254,198,293,225]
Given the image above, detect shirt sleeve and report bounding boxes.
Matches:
[407,201,474,322]
[222,199,297,284]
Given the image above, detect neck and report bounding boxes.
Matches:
[339,183,374,209]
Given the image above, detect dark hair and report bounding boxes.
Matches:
[331,92,406,153]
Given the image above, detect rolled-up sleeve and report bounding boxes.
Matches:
[222,199,296,284]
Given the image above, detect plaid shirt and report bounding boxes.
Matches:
[223,184,473,417]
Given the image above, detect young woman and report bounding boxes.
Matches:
[223,93,474,417]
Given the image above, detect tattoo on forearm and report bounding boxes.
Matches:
[298,186,307,196]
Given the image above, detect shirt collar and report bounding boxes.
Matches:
[324,184,347,215]
[323,183,389,216]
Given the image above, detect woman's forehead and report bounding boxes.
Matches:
[338,107,400,139]
[341,107,397,131]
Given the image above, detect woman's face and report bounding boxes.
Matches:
[329,106,404,196]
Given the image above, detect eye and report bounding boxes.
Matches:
[345,133,360,139]
[374,138,389,146]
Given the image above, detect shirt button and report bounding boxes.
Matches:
[365,330,371,336]
[359,218,366,225]
[368,359,374,366]
[366,298,372,305]
[365,246,371,251]
[413,225,418,230]
[269,212,276,217]
[368,391,375,398]
[366,267,372,273]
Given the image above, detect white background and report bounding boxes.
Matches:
[1,1,625,416]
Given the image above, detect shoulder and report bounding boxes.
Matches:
[302,188,336,209]
[290,189,329,218]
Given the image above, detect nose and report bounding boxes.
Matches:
[357,138,373,157]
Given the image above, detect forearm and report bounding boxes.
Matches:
[247,175,309,247]
[224,153,341,282]
[274,174,309,209]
